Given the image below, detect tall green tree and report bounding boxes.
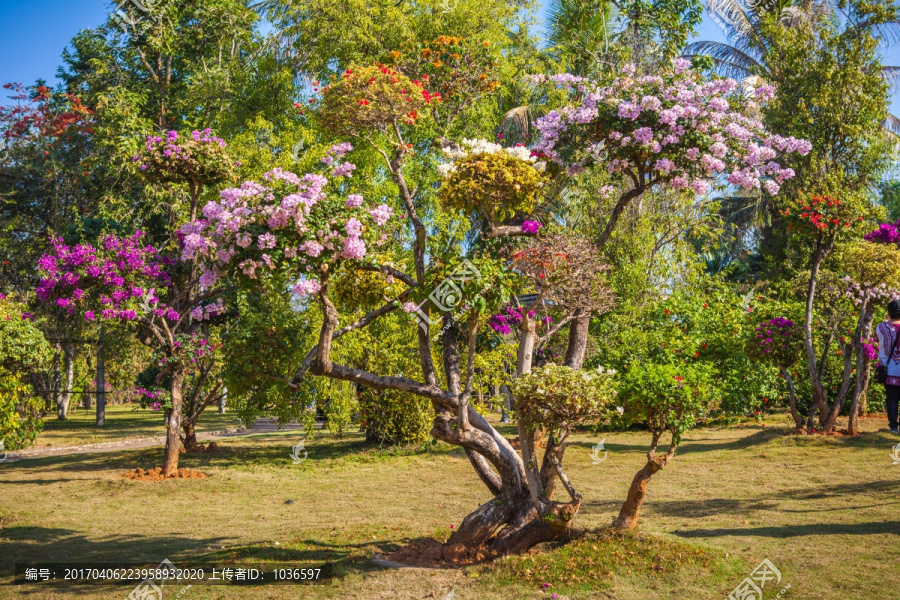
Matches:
[685,0,900,134]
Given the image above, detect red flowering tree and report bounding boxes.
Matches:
[0,82,97,418]
[777,194,882,433]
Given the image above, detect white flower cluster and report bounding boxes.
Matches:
[438,138,547,177]
[595,365,617,376]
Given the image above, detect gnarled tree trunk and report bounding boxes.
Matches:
[616,434,675,530]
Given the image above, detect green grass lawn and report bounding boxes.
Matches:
[1,412,898,599]
[31,404,244,448]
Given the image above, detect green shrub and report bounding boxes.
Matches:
[358,386,432,445]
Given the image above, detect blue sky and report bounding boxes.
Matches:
[1,0,899,114]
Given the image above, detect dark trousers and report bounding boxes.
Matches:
[886,385,900,430]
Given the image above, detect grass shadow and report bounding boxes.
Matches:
[674,520,900,539]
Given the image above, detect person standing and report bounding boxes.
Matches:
[876,300,900,433]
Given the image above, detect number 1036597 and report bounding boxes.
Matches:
[274,568,322,581]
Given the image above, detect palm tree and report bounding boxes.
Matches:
[683,0,900,135]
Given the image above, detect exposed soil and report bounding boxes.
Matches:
[787,428,858,437]
[383,538,447,568]
[122,467,209,481]
[181,442,221,454]
[382,537,492,568]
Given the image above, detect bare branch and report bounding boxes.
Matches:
[356,264,416,287]
[549,455,581,502]
[291,293,409,385]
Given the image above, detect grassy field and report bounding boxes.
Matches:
[30,404,244,448]
[1,412,899,599]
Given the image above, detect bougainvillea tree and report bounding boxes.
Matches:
[32,129,234,474]
[748,315,806,429]
[530,58,809,369]
[0,82,98,419]
[182,47,632,555]
[617,361,715,529]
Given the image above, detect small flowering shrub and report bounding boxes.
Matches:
[865,218,900,245]
[0,375,44,450]
[317,64,439,134]
[134,387,170,410]
[35,231,179,323]
[488,305,551,335]
[531,59,807,194]
[180,144,395,298]
[511,364,619,430]
[619,362,716,444]
[0,295,52,375]
[439,139,548,222]
[749,317,803,367]
[134,129,235,186]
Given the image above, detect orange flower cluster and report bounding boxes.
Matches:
[391,36,498,101]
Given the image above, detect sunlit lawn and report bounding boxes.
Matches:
[1,412,898,599]
[30,404,243,449]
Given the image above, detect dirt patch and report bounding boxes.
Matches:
[122,467,209,481]
[787,428,855,437]
[384,538,448,568]
[181,442,221,454]
[383,537,494,568]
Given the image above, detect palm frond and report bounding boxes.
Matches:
[497,106,533,146]
[855,21,900,47]
[882,113,900,140]
[250,0,282,19]
[546,0,614,48]
[719,193,767,229]
[778,7,810,29]
[880,66,900,93]
[683,41,765,80]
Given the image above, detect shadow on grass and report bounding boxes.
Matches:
[1,435,464,478]
[770,478,900,501]
[647,478,900,521]
[647,498,782,519]
[567,428,782,455]
[2,528,391,595]
[674,520,900,539]
[0,526,232,575]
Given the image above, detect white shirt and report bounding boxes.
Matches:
[876,321,900,377]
